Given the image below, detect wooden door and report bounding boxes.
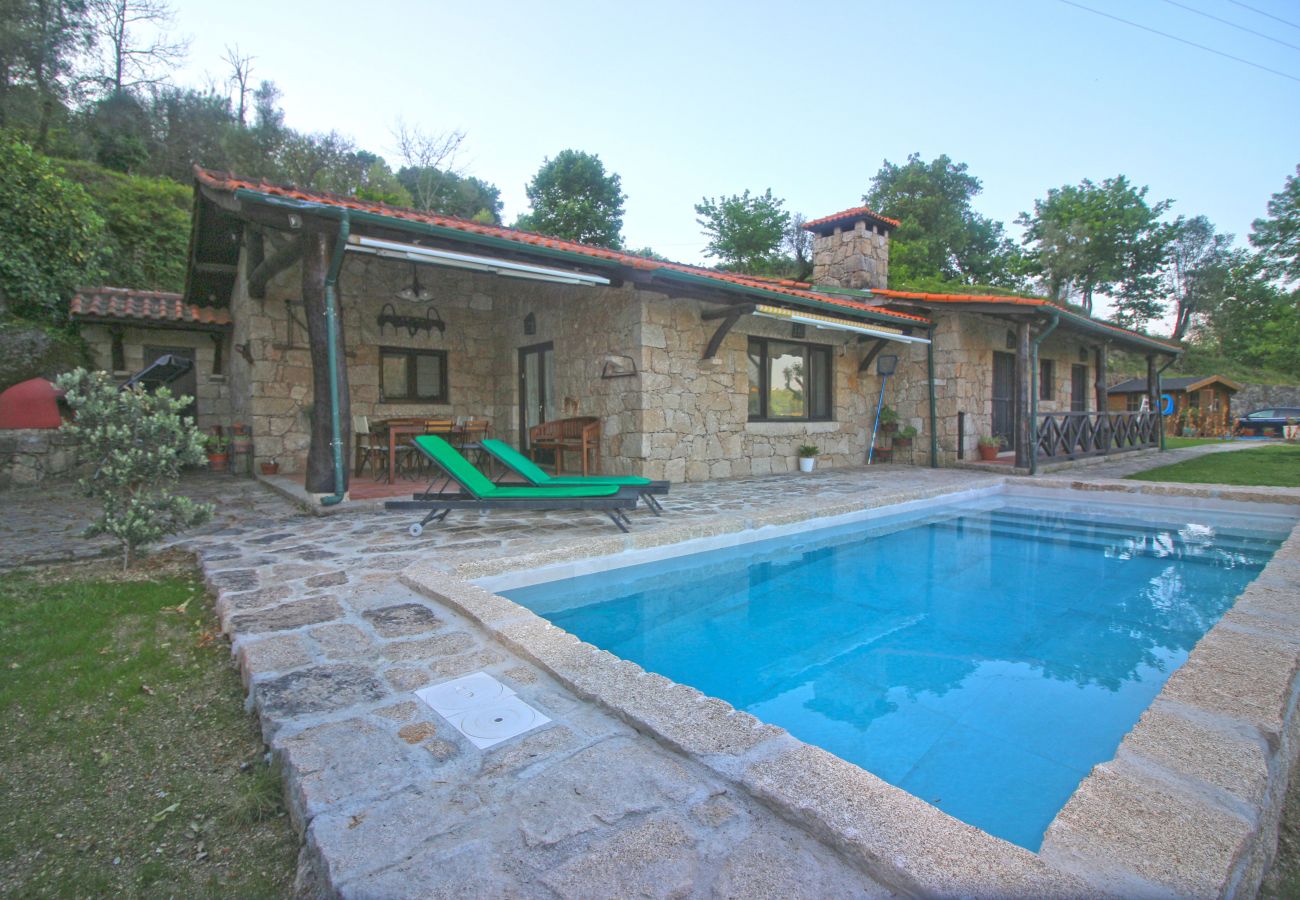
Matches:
[1071,364,1088,412]
[991,351,1016,451]
[518,342,555,451]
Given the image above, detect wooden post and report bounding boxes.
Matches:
[1094,344,1108,412]
[302,233,352,494]
[1015,319,1031,469]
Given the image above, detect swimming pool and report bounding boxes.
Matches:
[501,492,1297,850]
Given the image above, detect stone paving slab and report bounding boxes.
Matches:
[6,454,1300,897]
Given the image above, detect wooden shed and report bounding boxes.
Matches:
[1107,375,1241,436]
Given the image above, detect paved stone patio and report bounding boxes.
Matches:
[3,448,1296,897]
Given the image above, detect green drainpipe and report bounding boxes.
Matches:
[1029,309,1061,476]
[926,326,938,468]
[320,211,351,507]
[1156,354,1179,452]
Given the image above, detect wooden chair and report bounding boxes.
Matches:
[529,416,601,476]
[352,415,385,478]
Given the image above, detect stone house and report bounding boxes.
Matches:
[171,168,1177,498]
[71,287,234,431]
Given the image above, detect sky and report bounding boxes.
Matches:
[164,0,1299,316]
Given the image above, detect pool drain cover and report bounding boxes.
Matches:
[454,697,551,749]
[414,672,550,749]
[417,672,511,715]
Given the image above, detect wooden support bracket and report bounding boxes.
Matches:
[858,338,889,373]
[702,304,754,359]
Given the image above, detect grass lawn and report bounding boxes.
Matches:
[0,552,298,897]
[1163,435,1235,450]
[1126,444,1300,487]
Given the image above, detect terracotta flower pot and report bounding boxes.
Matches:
[208,453,229,473]
[977,444,1000,461]
[259,462,279,476]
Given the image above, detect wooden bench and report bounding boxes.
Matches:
[530,416,601,476]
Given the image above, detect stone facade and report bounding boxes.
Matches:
[837,314,1100,467]
[810,219,890,290]
[231,250,879,480]
[79,322,233,432]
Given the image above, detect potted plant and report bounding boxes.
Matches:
[977,435,1005,461]
[893,424,918,449]
[259,457,279,476]
[205,433,230,472]
[878,405,900,434]
[797,444,819,473]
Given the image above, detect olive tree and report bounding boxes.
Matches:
[56,368,212,568]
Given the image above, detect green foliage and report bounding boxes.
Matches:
[1127,444,1300,487]
[0,136,104,320]
[57,157,189,291]
[523,149,625,248]
[0,316,90,390]
[865,153,1022,288]
[1164,215,1233,339]
[797,444,819,458]
[1196,255,1300,376]
[396,166,502,222]
[1017,175,1173,317]
[55,368,212,568]
[695,188,790,273]
[1250,164,1300,283]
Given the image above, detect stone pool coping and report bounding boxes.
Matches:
[402,476,1300,898]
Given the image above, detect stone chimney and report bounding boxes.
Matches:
[805,207,897,290]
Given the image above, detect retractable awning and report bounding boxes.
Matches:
[752,304,930,344]
[345,235,611,287]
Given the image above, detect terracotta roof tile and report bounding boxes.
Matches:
[193,168,927,327]
[71,287,232,328]
[803,206,901,232]
[869,288,1180,351]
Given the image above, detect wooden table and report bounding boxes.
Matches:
[376,419,489,484]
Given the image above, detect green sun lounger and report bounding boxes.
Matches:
[384,434,641,535]
[479,438,668,514]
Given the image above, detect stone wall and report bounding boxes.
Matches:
[810,219,890,290]
[80,322,233,432]
[882,314,1101,465]
[0,428,80,489]
[1235,382,1300,416]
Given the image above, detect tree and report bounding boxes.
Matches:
[1018,175,1173,316]
[783,213,813,281]
[1162,215,1233,340]
[0,0,93,147]
[55,368,211,569]
[695,189,789,273]
[391,118,465,209]
[1199,253,1299,373]
[864,153,1021,287]
[87,0,188,93]
[523,149,625,247]
[220,43,252,126]
[0,138,103,320]
[1250,164,1300,283]
[396,166,502,222]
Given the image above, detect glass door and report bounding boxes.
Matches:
[991,351,1017,451]
[518,342,555,451]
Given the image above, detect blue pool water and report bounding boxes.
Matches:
[502,494,1296,849]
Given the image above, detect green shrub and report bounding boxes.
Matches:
[0,138,104,320]
[55,369,212,569]
[56,159,191,292]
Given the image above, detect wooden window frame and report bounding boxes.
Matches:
[747,337,834,422]
[379,346,449,404]
[1039,359,1055,401]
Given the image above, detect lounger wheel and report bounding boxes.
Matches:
[408,523,424,537]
